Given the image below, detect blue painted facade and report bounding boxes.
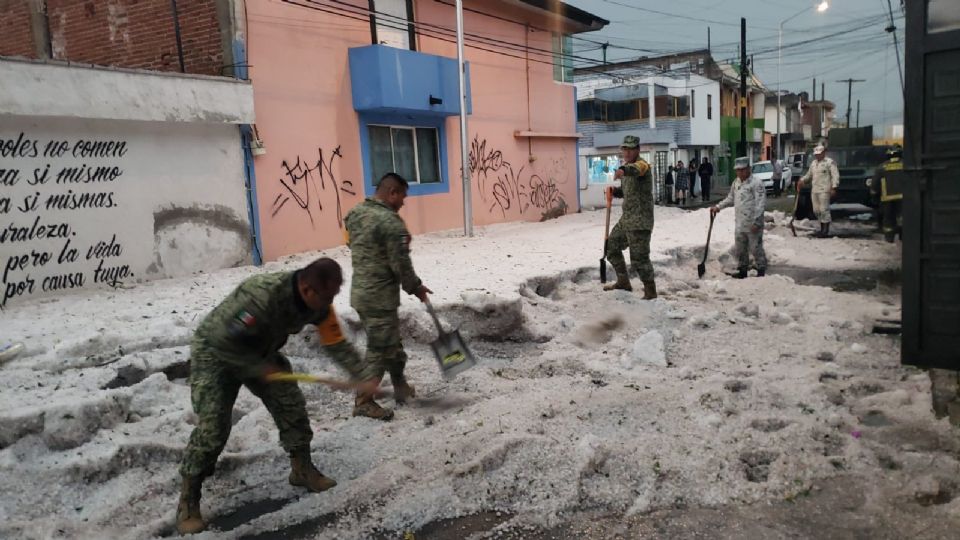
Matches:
[348,45,472,116]
[348,45,472,198]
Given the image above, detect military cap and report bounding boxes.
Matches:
[734,156,750,170]
[620,135,640,149]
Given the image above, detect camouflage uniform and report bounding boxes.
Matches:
[716,165,767,272]
[180,271,368,479]
[344,198,423,383]
[605,145,655,283]
[800,156,839,224]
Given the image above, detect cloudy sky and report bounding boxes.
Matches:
[564,0,905,134]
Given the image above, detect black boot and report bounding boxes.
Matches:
[822,223,830,237]
[757,268,766,277]
[733,267,747,279]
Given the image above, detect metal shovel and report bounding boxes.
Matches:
[697,212,715,278]
[425,302,477,379]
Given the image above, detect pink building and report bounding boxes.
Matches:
[245,0,607,261]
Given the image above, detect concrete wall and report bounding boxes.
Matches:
[0,60,254,123]
[0,60,254,308]
[246,0,580,261]
[688,78,720,147]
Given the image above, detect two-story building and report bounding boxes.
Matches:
[245,0,607,260]
[575,50,765,186]
[764,91,837,159]
[573,70,720,208]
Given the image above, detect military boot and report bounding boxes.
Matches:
[822,223,830,237]
[757,268,766,277]
[390,372,416,405]
[353,394,395,421]
[603,274,632,292]
[289,449,337,493]
[734,267,748,279]
[642,280,658,300]
[175,476,205,535]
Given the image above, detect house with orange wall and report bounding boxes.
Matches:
[244,0,607,261]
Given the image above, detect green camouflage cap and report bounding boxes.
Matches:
[734,156,750,169]
[620,135,640,148]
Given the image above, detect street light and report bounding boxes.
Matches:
[778,2,829,163]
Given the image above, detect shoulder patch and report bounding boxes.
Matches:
[227,309,257,337]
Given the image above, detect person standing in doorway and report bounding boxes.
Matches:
[688,160,699,201]
[698,157,714,202]
[798,145,840,237]
[603,135,658,299]
[674,160,690,206]
[664,165,675,204]
[710,157,767,279]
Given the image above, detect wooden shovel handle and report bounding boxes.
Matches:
[265,372,358,391]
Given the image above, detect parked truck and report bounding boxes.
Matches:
[826,127,892,208]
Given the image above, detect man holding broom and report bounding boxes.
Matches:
[175,257,379,535]
[603,135,658,299]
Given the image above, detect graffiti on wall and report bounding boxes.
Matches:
[0,132,132,308]
[271,146,356,228]
[468,135,568,220]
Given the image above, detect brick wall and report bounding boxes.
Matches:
[0,1,38,58]
[1,0,224,76]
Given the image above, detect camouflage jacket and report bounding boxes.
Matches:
[612,158,655,231]
[717,174,766,233]
[195,271,367,379]
[800,157,840,193]
[344,198,422,313]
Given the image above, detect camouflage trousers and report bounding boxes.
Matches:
[605,224,654,282]
[179,342,312,478]
[734,230,767,271]
[357,308,407,381]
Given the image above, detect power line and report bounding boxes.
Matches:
[594,0,778,30]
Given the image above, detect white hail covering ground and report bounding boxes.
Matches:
[2,206,957,539]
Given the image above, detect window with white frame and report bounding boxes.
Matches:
[371,0,415,50]
[368,125,441,184]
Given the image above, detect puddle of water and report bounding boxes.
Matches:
[768,266,901,292]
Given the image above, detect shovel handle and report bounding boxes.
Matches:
[424,301,445,334]
[701,212,715,265]
[265,372,356,389]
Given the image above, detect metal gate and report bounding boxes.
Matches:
[902,0,960,370]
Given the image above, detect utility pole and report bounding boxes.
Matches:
[856,99,860,127]
[836,78,865,128]
[739,17,747,159]
[707,27,711,54]
[813,78,816,100]
[884,0,905,95]
[455,0,472,237]
[602,42,608,65]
